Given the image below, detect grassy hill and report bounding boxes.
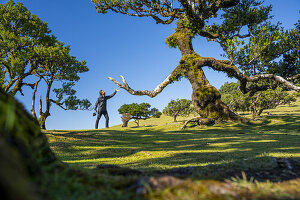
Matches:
[44,99,300,199]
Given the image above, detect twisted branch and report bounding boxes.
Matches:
[108,74,173,98]
[193,57,300,92]
[108,65,186,97]
[108,55,299,99]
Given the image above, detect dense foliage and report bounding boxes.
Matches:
[163,99,195,122]
[220,82,297,118]
[0,0,53,95]
[0,1,91,129]
[118,103,161,126]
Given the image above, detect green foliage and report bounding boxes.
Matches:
[267,20,300,81]
[39,43,91,111]
[210,0,273,63]
[220,14,299,79]
[118,102,161,126]
[219,81,249,112]
[165,35,178,48]
[216,0,272,37]
[220,82,297,118]
[0,1,91,128]
[163,98,194,122]
[0,0,55,95]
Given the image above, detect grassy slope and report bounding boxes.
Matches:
[44,99,300,199]
[46,100,300,171]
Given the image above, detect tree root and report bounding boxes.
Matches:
[181,117,215,129]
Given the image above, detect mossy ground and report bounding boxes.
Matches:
[44,99,300,199]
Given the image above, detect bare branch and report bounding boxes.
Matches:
[108,64,186,97]
[93,0,184,25]
[23,82,35,89]
[247,74,300,92]
[108,74,173,98]
[50,99,67,110]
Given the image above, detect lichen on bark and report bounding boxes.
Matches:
[166,21,246,122]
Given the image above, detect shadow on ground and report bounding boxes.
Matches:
[45,113,300,182]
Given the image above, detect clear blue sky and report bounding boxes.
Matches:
[11,0,299,130]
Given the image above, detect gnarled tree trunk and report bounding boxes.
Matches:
[109,22,248,123]
[121,113,131,127]
[169,22,246,122]
[185,66,243,121]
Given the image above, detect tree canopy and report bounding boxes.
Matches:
[34,43,90,129]
[0,1,91,129]
[93,0,299,122]
[0,0,55,95]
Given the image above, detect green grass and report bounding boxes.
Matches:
[45,99,300,172]
[44,99,300,199]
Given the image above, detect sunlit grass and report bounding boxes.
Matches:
[45,98,300,172]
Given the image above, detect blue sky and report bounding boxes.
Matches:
[10,0,300,130]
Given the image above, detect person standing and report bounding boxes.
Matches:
[94,89,119,129]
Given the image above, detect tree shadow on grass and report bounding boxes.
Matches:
[45,114,300,181]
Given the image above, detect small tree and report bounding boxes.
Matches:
[163,99,194,122]
[282,94,297,107]
[33,43,91,129]
[118,103,161,127]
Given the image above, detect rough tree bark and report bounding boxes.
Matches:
[121,113,131,127]
[38,78,53,129]
[172,23,246,121]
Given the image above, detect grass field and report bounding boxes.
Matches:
[44,99,300,199]
[45,99,300,170]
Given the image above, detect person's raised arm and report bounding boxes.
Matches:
[106,89,119,99]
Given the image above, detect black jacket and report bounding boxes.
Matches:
[94,91,117,113]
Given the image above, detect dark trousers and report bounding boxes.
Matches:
[95,110,109,129]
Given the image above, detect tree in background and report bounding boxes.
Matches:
[118,103,161,127]
[0,1,91,129]
[219,82,297,119]
[32,43,91,129]
[163,99,194,122]
[219,82,249,112]
[92,0,300,124]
